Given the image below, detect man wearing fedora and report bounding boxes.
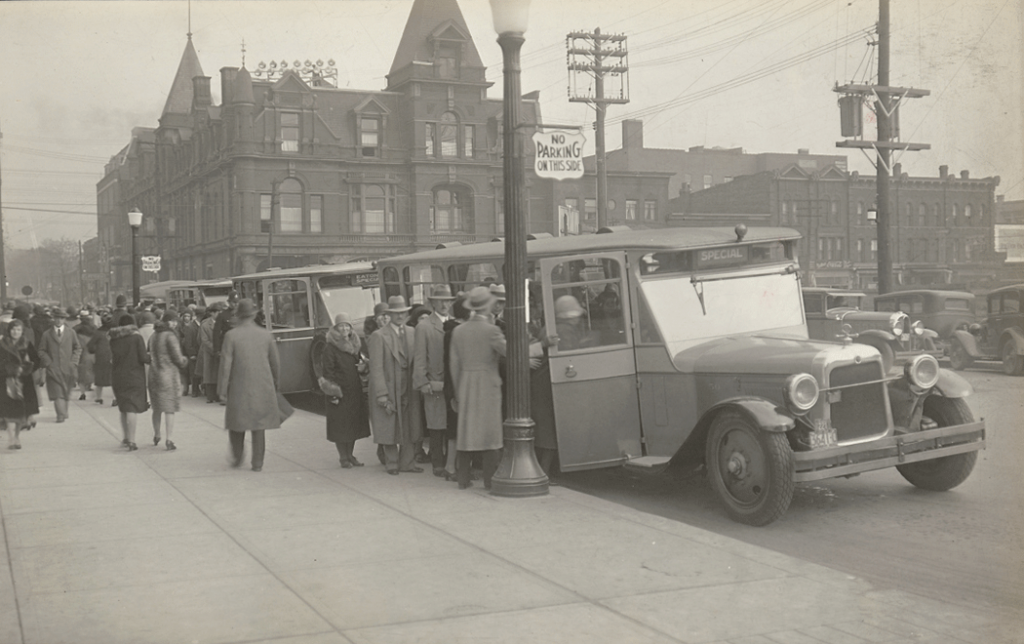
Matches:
[368,295,423,474]
[414,284,455,476]
[37,308,83,423]
[489,283,507,334]
[449,286,507,489]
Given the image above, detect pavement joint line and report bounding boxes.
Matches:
[0,477,27,644]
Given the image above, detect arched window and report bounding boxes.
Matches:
[918,203,927,227]
[964,204,972,221]
[352,184,396,234]
[439,112,458,158]
[952,204,960,226]
[430,185,473,233]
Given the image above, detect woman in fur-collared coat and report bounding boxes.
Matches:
[110,314,150,450]
[321,316,370,468]
[0,320,40,449]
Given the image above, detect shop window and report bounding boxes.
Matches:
[625,200,637,220]
[280,112,299,152]
[644,200,656,221]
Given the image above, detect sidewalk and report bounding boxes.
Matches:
[0,395,1018,644]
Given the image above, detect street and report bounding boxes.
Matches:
[560,365,1024,618]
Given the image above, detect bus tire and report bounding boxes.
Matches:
[309,334,328,396]
[897,397,978,491]
[706,410,794,526]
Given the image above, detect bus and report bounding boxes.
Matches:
[137,279,233,309]
[374,226,985,525]
[231,263,380,394]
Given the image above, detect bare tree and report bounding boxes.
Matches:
[38,238,81,305]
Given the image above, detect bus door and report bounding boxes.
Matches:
[264,277,314,393]
[539,252,643,471]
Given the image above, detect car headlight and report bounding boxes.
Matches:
[785,373,819,413]
[905,354,940,389]
[890,313,907,336]
[911,320,925,336]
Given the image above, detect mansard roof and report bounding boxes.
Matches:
[161,36,205,118]
[388,0,483,77]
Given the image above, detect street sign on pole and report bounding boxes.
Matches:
[141,256,161,273]
[532,129,586,180]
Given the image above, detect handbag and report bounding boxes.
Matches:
[317,376,344,399]
[6,376,23,401]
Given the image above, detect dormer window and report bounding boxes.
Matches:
[360,117,380,157]
[280,112,299,153]
[437,43,460,79]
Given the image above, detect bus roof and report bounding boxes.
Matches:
[231,262,376,283]
[375,227,801,266]
[193,278,233,288]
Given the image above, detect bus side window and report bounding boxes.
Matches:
[549,258,626,351]
[268,280,311,329]
[382,267,402,300]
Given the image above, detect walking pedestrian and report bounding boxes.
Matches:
[0,320,40,449]
[37,308,82,423]
[75,311,96,401]
[414,284,456,476]
[148,311,188,450]
[87,314,113,405]
[187,307,205,397]
[449,286,507,489]
[367,295,423,475]
[199,303,221,403]
[11,305,39,430]
[178,310,198,396]
[110,314,149,451]
[218,299,281,472]
[366,302,390,466]
[321,315,370,468]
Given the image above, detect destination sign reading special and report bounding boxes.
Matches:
[695,245,749,269]
[532,129,586,180]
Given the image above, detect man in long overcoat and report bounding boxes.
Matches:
[413,284,455,476]
[449,286,507,489]
[218,299,281,472]
[368,295,423,475]
[199,304,220,402]
[37,309,82,423]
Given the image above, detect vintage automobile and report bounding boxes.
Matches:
[874,289,976,353]
[376,226,985,525]
[948,283,1024,375]
[802,287,940,371]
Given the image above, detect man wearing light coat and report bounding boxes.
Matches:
[413,284,455,475]
[37,309,82,423]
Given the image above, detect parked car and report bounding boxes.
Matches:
[802,287,940,371]
[873,290,975,353]
[948,283,1024,375]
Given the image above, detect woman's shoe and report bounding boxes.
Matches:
[444,471,458,482]
[78,393,87,401]
[153,435,161,446]
[165,441,176,451]
[127,442,138,451]
[121,438,129,447]
[111,400,117,407]
[95,399,103,405]
[340,459,353,469]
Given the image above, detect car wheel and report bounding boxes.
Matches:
[1000,341,1024,376]
[948,339,972,371]
[896,397,978,491]
[706,411,794,526]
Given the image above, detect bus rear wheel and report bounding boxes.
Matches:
[706,411,794,526]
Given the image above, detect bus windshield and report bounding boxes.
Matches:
[319,285,378,325]
[641,269,805,355]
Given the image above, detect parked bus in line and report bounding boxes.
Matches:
[231,263,380,394]
[137,279,233,310]
[374,226,985,525]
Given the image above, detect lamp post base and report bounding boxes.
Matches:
[490,417,549,497]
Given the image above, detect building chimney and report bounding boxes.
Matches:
[892,162,901,178]
[797,148,809,155]
[220,67,238,106]
[192,76,212,109]
[939,165,948,178]
[622,120,643,152]
[960,170,970,179]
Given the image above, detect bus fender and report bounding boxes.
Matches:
[950,329,981,357]
[857,329,898,346]
[675,398,796,467]
[932,369,974,399]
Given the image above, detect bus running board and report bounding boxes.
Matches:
[623,456,672,474]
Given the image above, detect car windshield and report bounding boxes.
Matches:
[944,298,971,311]
[641,269,806,356]
[319,285,378,325]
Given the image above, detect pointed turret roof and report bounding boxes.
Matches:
[162,36,205,118]
[388,0,483,77]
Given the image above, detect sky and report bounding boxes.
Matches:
[0,0,1021,250]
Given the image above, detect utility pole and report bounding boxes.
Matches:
[267,180,279,271]
[568,28,629,230]
[835,0,928,294]
[78,240,85,305]
[0,121,7,303]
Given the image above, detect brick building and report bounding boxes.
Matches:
[994,197,1024,264]
[671,162,1002,291]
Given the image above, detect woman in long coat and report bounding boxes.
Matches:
[218,299,281,472]
[109,314,149,450]
[148,311,188,450]
[449,287,507,489]
[74,313,96,400]
[87,315,113,405]
[321,317,370,468]
[0,320,40,449]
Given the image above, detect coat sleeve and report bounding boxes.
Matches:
[37,334,52,369]
[218,334,234,398]
[490,324,508,357]
[367,331,387,402]
[71,332,83,367]
[167,333,188,369]
[412,321,429,390]
[449,332,461,400]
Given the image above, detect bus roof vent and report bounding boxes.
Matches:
[526,232,553,240]
[435,242,462,249]
[597,225,631,234]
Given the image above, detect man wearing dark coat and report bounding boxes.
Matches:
[37,309,82,423]
[368,295,423,475]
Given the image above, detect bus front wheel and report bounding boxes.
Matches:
[706,411,794,526]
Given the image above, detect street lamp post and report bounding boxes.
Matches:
[489,0,548,497]
[128,207,143,307]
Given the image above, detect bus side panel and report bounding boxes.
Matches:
[552,369,643,472]
[635,347,700,457]
[273,330,314,394]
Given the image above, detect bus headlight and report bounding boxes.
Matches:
[785,373,819,413]
[905,354,940,389]
[890,314,907,336]
[911,320,925,336]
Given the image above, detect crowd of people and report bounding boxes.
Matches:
[1,281,577,486]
